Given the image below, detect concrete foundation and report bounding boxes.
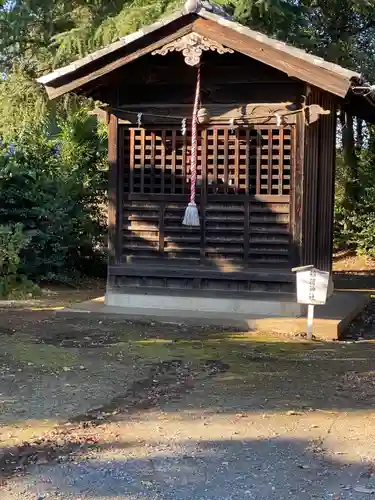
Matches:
[62,290,370,341]
[104,291,303,317]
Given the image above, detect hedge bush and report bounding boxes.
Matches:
[0,110,108,286]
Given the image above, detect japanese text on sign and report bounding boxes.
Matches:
[296,268,330,305]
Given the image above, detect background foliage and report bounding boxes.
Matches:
[0,89,107,292]
[0,223,39,298]
[0,0,375,295]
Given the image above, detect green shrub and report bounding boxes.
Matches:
[334,144,375,257]
[0,110,107,283]
[0,223,39,298]
[0,224,26,276]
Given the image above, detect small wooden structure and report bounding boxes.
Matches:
[38,0,373,316]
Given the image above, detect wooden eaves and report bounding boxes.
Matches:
[37,0,367,104]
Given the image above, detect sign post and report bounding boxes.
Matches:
[292,265,332,340]
[307,304,314,341]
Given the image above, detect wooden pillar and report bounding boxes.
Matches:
[292,110,305,268]
[302,87,321,267]
[108,112,121,265]
[298,87,337,272]
[316,94,337,272]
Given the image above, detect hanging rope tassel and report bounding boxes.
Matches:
[183,65,201,227]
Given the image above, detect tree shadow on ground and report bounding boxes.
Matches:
[1,307,375,432]
[5,437,375,499]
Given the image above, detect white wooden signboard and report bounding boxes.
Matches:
[293,265,332,340]
[296,268,330,305]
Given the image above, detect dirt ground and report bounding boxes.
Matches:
[2,288,375,498]
[333,251,375,273]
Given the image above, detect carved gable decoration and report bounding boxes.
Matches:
[152,32,233,66]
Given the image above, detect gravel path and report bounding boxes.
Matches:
[4,384,375,500]
[0,443,355,499]
[3,410,375,500]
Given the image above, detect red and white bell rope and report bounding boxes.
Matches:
[182,65,201,227]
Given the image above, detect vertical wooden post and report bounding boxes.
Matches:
[151,131,156,194]
[267,128,273,195]
[245,129,250,194]
[256,130,261,195]
[234,128,240,192]
[159,203,165,256]
[244,128,250,266]
[292,112,305,269]
[301,86,320,267]
[200,128,207,262]
[172,129,177,194]
[160,129,167,193]
[244,200,250,266]
[213,128,218,189]
[130,128,135,194]
[224,128,229,191]
[140,128,145,194]
[307,304,314,341]
[108,111,120,265]
[278,128,284,196]
[315,94,337,272]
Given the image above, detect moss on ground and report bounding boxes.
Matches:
[107,330,374,379]
[0,336,81,371]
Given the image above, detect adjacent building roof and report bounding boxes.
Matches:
[37,0,371,108]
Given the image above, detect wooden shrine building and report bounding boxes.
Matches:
[37,0,374,317]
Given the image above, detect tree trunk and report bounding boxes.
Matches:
[356,117,363,151]
[340,109,360,209]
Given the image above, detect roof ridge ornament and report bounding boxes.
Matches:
[184,0,201,13]
[152,32,233,66]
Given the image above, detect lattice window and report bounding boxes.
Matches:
[124,127,202,195]
[123,124,293,196]
[253,127,292,196]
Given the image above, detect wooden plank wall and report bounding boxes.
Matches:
[112,51,303,107]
